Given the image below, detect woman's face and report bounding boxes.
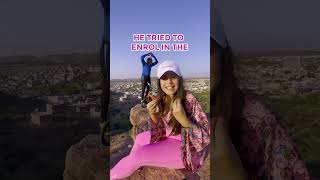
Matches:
[160,71,179,97]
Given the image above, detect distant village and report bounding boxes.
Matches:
[110,78,210,103]
[234,55,320,95]
[0,65,100,96]
[30,94,101,127]
[0,63,102,128]
[1,53,320,128]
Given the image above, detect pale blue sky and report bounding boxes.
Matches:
[110,0,210,79]
[2,0,319,58]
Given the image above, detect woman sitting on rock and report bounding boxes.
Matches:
[110,61,210,179]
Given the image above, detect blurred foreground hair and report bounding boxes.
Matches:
[210,37,244,143]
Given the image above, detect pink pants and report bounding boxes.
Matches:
[110,130,184,180]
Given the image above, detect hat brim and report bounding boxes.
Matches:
[158,70,181,79]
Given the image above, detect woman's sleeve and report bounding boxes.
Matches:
[183,94,210,152]
[180,93,211,172]
[148,117,167,143]
[266,122,310,179]
[244,96,310,179]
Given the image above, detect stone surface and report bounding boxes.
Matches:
[129,104,149,140]
[63,134,107,180]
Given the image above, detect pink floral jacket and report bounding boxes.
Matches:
[239,95,310,179]
[148,90,211,173]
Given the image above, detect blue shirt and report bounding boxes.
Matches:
[141,54,158,76]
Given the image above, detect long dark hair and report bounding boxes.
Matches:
[211,37,244,142]
[156,76,186,135]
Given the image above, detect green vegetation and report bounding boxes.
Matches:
[30,83,82,95]
[110,107,132,134]
[111,116,132,133]
[194,90,210,113]
[0,113,15,121]
[73,72,101,83]
[265,93,320,165]
[48,83,82,95]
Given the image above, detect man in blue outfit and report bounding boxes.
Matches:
[141,52,158,107]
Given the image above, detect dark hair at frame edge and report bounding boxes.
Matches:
[100,0,110,147]
[210,37,244,144]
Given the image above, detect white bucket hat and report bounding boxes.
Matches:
[211,6,227,48]
[157,61,182,79]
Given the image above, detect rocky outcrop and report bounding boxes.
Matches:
[120,154,211,180]
[121,167,186,180]
[63,134,107,180]
[129,104,149,140]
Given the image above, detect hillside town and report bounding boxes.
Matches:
[30,94,101,127]
[0,61,102,128]
[0,65,100,96]
[1,53,320,128]
[111,78,210,103]
[234,55,320,95]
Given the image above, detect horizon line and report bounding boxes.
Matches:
[111,77,210,80]
[2,47,320,58]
